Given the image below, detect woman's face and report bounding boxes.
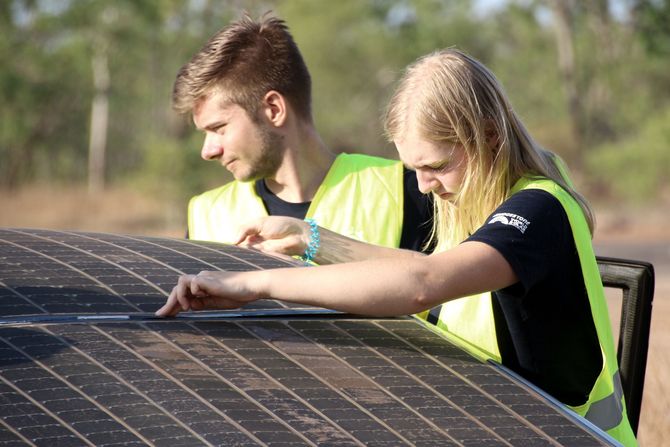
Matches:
[395,127,468,202]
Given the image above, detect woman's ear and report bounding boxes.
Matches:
[484,121,500,153]
[262,91,287,127]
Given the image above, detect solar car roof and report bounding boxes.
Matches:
[0,228,616,446]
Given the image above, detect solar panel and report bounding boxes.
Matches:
[0,229,616,446]
[0,228,302,317]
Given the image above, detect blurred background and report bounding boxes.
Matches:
[1,0,668,444]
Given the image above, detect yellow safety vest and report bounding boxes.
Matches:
[417,176,637,446]
[188,153,404,248]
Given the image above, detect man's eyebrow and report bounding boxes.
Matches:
[199,120,227,131]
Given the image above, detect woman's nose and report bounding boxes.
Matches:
[416,170,438,194]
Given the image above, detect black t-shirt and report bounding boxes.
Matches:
[254,167,433,252]
[467,189,601,406]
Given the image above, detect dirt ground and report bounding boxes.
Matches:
[594,208,670,446]
[1,185,668,445]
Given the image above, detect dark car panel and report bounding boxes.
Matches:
[0,229,614,446]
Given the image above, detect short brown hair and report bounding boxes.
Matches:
[172,13,312,120]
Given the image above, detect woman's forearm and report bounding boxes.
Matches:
[257,257,432,316]
[259,242,513,316]
[155,241,516,318]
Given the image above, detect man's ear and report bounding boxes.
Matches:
[262,91,287,127]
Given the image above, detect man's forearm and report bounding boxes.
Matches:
[314,226,425,264]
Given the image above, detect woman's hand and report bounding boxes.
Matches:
[155,270,266,317]
[234,216,310,257]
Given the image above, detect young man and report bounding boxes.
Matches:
[172,14,432,252]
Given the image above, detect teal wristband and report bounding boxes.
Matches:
[302,218,320,263]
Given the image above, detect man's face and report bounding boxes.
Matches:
[193,93,284,182]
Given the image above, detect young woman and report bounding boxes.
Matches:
[157,49,637,446]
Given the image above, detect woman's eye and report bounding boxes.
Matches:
[430,162,448,172]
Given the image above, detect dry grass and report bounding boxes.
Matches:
[1,185,668,446]
[0,184,186,238]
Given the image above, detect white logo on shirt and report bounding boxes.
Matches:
[488,213,531,233]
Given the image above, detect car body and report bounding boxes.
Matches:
[0,228,617,446]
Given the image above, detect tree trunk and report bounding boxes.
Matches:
[548,0,585,168]
[88,44,110,194]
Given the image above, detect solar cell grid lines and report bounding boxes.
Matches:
[0,229,615,446]
[0,228,300,317]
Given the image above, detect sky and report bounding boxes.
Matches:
[472,0,630,21]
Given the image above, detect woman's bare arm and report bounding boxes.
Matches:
[156,241,517,317]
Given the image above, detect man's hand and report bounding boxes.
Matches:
[235,216,310,256]
[155,271,264,317]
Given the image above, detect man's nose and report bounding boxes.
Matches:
[201,134,223,161]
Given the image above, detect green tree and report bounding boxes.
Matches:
[277,0,490,158]
[0,0,91,187]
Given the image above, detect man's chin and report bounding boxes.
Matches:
[231,170,261,183]
[226,164,247,181]
[232,174,254,183]
[228,163,276,183]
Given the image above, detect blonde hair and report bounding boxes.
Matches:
[385,49,594,251]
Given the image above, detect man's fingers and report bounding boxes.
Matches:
[234,219,264,245]
[250,241,296,259]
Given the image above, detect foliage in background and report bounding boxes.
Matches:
[278,0,490,158]
[586,105,670,201]
[1,0,668,213]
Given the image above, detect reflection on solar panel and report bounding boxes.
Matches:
[0,229,613,446]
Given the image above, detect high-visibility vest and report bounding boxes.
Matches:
[416,176,637,446]
[188,153,404,248]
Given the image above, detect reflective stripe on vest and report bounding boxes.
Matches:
[188,153,404,248]
[585,371,624,431]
